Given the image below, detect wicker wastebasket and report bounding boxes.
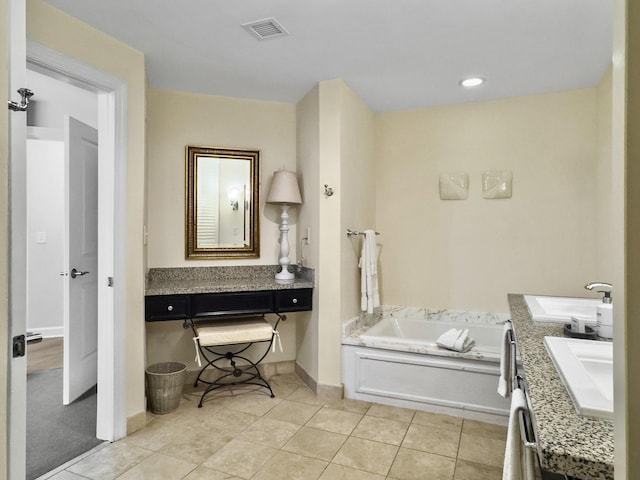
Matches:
[145,362,187,414]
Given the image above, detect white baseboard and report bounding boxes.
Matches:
[27,326,63,338]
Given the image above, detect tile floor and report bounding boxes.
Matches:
[42,372,506,480]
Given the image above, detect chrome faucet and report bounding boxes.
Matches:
[584,282,613,303]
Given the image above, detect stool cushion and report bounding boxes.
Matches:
[195,317,273,346]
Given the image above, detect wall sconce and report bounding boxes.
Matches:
[228,186,241,211]
[266,170,302,283]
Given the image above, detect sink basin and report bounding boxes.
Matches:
[524,295,600,323]
[544,336,613,419]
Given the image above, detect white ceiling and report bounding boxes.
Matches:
[44,0,612,113]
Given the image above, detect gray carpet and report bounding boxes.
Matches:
[27,368,102,479]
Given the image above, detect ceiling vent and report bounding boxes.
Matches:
[242,17,290,40]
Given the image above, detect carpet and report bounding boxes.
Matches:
[27,368,103,479]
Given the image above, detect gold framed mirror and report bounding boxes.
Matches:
[185,146,260,259]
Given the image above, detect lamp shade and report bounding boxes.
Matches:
[266,170,302,205]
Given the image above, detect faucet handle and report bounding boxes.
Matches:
[584,282,613,303]
[584,282,612,292]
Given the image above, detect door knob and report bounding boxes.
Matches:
[70,268,90,279]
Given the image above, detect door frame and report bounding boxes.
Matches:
[26,40,128,441]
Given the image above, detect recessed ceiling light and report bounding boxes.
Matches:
[459,77,486,88]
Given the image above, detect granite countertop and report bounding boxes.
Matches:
[145,266,314,296]
[508,294,614,480]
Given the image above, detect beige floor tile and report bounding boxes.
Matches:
[252,450,328,480]
[237,417,301,448]
[453,459,503,480]
[306,407,364,435]
[116,452,196,479]
[198,408,259,436]
[366,403,415,423]
[183,465,245,479]
[318,463,386,480]
[223,390,281,416]
[282,426,348,461]
[125,416,188,451]
[332,437,399,476]
[202,439,277,479]
[269,380,301,398]
[323,397,372,414]
[412,411,463,432]
[388,447,456,480]
[267,372,307,386]
[47,471,88,480]
[402,423,460,458]
[264,399,321,425]
[462,419,508,440]
[286,385,328,405]
[351,415,410,446]
[457,433,506,468]
[158,427,233,465]
[66,441,153,480]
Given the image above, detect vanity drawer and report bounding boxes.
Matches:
[191,291,274,318]
[145,295,190,321]
[275,288,313,312]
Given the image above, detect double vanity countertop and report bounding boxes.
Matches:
[508,294,614,480]
[145,266,314,296]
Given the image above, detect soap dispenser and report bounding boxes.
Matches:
[596,291,613,339]
[584,282,613,339]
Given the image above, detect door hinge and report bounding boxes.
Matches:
[108,276,114,287]
[12,335,26,358]
[8,88,34,112]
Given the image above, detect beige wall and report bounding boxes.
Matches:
[295,79,375,388]
[316,80,343,387]
[145,88,299,368]
[339,83,376,322]
[1,0,9,473]
[27,0,148,426]
[146,88,298,268]
[375,89,600,314]
[596,67,614,282]
[295,86,320,382]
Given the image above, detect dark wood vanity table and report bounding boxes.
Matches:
[144,266,314,322]
[145,288,313,322]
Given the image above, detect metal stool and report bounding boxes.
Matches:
[186,314,283,407]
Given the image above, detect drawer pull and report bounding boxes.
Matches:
[167,305,174,312]
[292,298,298,304]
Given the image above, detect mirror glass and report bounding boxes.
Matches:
[186,146,260,258]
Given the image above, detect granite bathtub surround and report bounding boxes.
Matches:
[508,294,614,480]
[342,305,510,362]
[145,265,314,295]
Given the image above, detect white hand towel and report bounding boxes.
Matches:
[503,388,536,480]
[498,322,513,398]
[359,230,380,314]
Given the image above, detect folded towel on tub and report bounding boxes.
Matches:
[436,328,476,353]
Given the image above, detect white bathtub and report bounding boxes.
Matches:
[359,317,502,358]
[343,311,511,423]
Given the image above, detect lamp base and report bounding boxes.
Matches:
[275,268,295,284]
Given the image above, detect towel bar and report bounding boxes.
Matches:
[515,375,538,450]
[346,229,380,237]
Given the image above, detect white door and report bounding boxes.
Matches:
[63,116,99,405]
[8,0,28,477]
